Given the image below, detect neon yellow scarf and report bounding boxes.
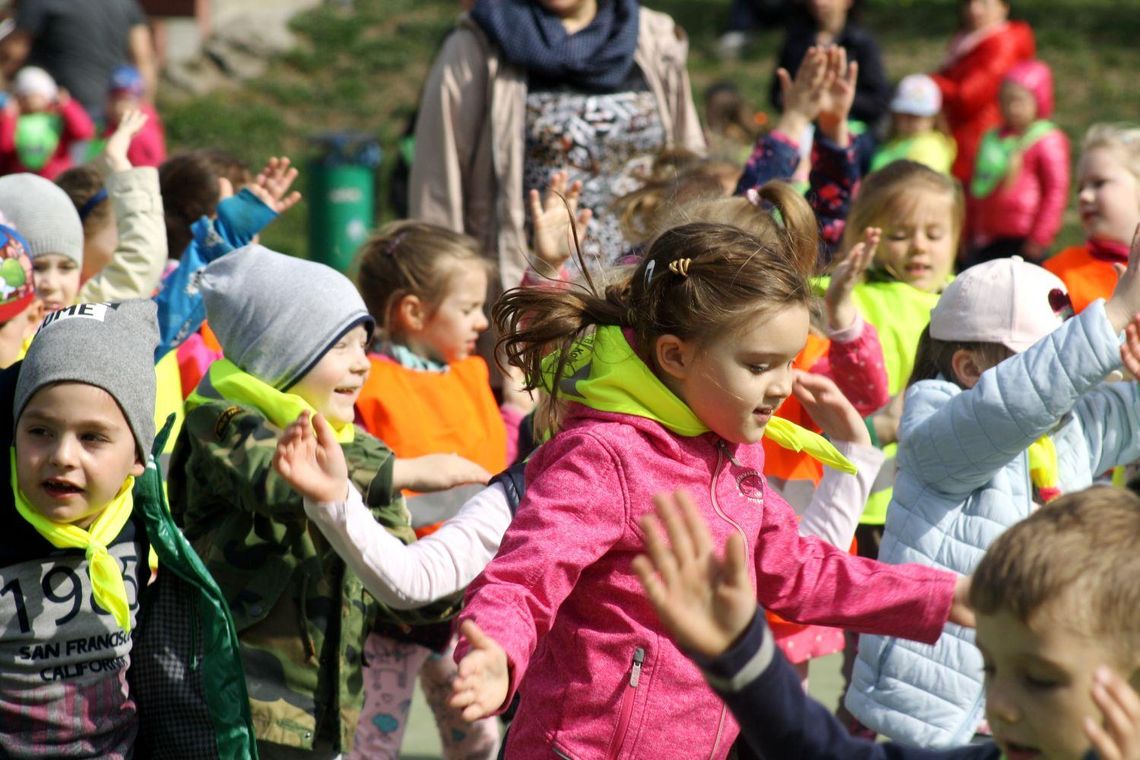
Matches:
[187,359,355,443]
[541,326,856,474]
[10,449,135,632]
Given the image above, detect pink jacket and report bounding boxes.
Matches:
[968,59,1070,250]
[457,406,957,760]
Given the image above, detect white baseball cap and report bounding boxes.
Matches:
[929,257,1073,352]
[890,74,942,118]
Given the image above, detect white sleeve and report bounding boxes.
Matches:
[302,481,513,609]
[796,441,886,547]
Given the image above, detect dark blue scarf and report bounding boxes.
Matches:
[470,0,641,94]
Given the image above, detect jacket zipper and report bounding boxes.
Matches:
[605,647,645,759]
[708,441,749,759]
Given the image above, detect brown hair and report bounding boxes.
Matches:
[55,165,112,236]
[495,181,817,403]
[704,81,759,144]
[159,149,252,258]
[970,486,1140,656]
[356,220,489,339]
[907,325,1013,388]
[841,160,965,267]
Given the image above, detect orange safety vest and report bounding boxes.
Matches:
[1044,244,1119,314]
[356,355,508,536]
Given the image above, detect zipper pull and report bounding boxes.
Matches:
[630,647,645,687]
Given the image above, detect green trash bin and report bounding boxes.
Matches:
[308,132,382,271]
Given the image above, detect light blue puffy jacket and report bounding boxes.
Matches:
[845,300,1140,746]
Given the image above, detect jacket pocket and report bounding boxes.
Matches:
[604,647,646,759]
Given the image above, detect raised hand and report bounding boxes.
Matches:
[450,620,510,721]
[817,46,859,146]
[103,108,149,172]
[774,45,831,141]
[948,575,975,629]
[825,226,880,332]
[529,170,592,278]
[273,411,349,503]
[792,371,871,447]
[392,453,492,493]
[247,156,302,215]
[1085,665,1140,760]
[633,490,756,659]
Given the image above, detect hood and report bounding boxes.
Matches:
[541,326,855,473]
[1004,59,1053,119]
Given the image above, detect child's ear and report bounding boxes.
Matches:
[130,455,146,478]
[950,348,984,389]
[394,294,426,332]
[654,334,695,382]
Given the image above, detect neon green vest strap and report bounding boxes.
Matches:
[541,326,856,474]
[187,359,355,443]
[971,120,1056,199]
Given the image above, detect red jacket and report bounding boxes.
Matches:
[0,99,94,179]
[458,405,956,759]
[932,21,1035,184]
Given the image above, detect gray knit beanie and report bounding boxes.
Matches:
[14,300,159,458]
[199,245,374,390]
[0,173,84,267]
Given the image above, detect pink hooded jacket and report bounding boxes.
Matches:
[968,59,1070,251]
[457,405,957,760]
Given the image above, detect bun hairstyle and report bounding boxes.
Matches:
[495,181,817,406]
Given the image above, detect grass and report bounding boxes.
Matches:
[159,0,1139,258]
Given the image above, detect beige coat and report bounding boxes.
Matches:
[78,163,167,303]
[410,8,706,292]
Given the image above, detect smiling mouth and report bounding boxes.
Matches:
[42,478,83,497]
[334,386,360,395]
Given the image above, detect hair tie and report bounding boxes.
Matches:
[743,187,784,228]
[642,259,656,290]
[78,187,109,222]
[668,258,692,277]
[385,232,406,256]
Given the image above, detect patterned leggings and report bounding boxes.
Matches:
[348,633,501,760]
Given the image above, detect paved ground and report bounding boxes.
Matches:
[398,651,846,758]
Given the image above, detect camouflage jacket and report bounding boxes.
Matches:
[168,398,460,752]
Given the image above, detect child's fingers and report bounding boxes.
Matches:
[632,554,667,607]
[846,60,860,88]
[1084,715,1122,760]
[1092,666,1140,748]
[656,491,697,565]
[459,619,496,654]
[677,490,713,559]
[311,412,339,451]
[528,188,543,220]
[640,510,681,590]
[722,532,750,591]
[776,68,793,97]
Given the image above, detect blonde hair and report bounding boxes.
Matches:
[971,486,1140,659]
[841,160,965,265]
[1082,123,1140,181]
[355,220,489,340]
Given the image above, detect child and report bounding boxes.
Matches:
[1045,123,1140,314]
[168,244,483,758]
[97,65,166,168]
[351,220,506,759]
[967,59,1069,265]
[447,210,973,758]
[871,73,956,175]
[703,81,759,166]
[847,251,1140,747]
[0,66,94,178]
[0,172,85,314]
[0,298,255,758]
[636,486,1140,760]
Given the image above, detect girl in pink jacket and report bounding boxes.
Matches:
[449,182,972,760]
[965,59,1070,265]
